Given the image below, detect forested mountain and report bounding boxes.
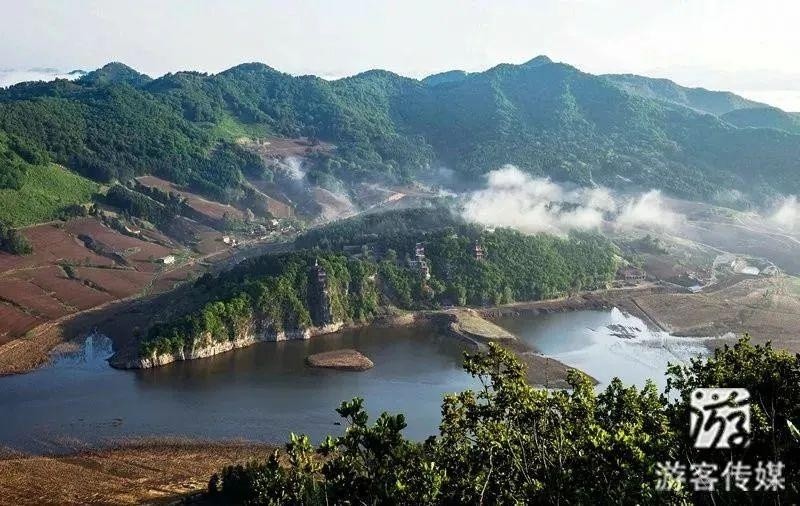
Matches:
[140,212,617,358]
[602,73,765,115]
[2,57,800,213]
[721,106,800,134]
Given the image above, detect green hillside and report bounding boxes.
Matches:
[1,57,799,208]
[721,106,800,134]
[140,217,617,358]
[602,73,765,115]
[0,163,97,226]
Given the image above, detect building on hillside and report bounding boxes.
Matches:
[407,257,432,280]
[688,285,703,294]
[473,242,484,261]
[415,242,425,261]
[160,255,176,265]
[419,260,431,281]
[309,259,333,325]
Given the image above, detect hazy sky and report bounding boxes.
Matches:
[2,0,799,110]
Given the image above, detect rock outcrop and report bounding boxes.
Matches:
[118,322,344,369]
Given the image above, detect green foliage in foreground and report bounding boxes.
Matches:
[210,338,799,504]
[0,163,97,227]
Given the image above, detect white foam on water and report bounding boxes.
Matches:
[548,308,715,389]
[50,333,115,371]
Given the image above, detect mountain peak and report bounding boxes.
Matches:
[79,62,151,87]
[221,62,280,76]
[522,55,553,67]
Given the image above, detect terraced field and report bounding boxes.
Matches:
[0,217,182,345]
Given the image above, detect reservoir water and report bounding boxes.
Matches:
[0,309,712,453]
[495,307,714,389]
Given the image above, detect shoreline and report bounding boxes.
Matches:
[113,305,598,388]
[0,284,675,377]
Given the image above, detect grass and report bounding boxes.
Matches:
[207,113,272,141]
[0,164,98,227]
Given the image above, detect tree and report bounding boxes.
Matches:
[211,337,799,504]
[0,221,33,255]
[666,336,800,501]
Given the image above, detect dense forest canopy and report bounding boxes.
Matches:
[2,57,800,212]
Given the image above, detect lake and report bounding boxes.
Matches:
[0,309,711,453]
[495,307,714,389]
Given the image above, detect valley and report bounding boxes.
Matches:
[1,51,800,504]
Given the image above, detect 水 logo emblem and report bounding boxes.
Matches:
[690,388,750,449]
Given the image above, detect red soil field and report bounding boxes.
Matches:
[22,265,113,310]
[0,278,70,320]
[74,267,154,299]
[137,175,244,221]
[246,178,296,218]
[161,217,226,256]
[151,264,198,294]
[0,224,113,272]
[66,218,173,265]
[0,217,178,341]
[0,302,42,344]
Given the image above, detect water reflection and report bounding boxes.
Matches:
[0,309,713,454]
[0,325,475,453]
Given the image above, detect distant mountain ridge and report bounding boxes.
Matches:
[1,56,799,211]
[721,106,800,134]
[602,73,767,116]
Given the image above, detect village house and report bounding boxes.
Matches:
[406,242,431,280]
[160,255,176,265]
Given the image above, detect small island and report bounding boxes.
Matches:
[306,349,374,371]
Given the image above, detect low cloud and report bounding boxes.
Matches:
[616,190,682,231]
[0,68,82,88]
[277,156,305,180]
[768,195,800,231]
[461,165,682,234]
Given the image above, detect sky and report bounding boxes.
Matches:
[2,0,799,110]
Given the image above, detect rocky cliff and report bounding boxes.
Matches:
[117,322,344,369]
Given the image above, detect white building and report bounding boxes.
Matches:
[160,255,176,265]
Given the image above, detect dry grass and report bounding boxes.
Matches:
[0,439,273,505]
[633,276,800,352]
